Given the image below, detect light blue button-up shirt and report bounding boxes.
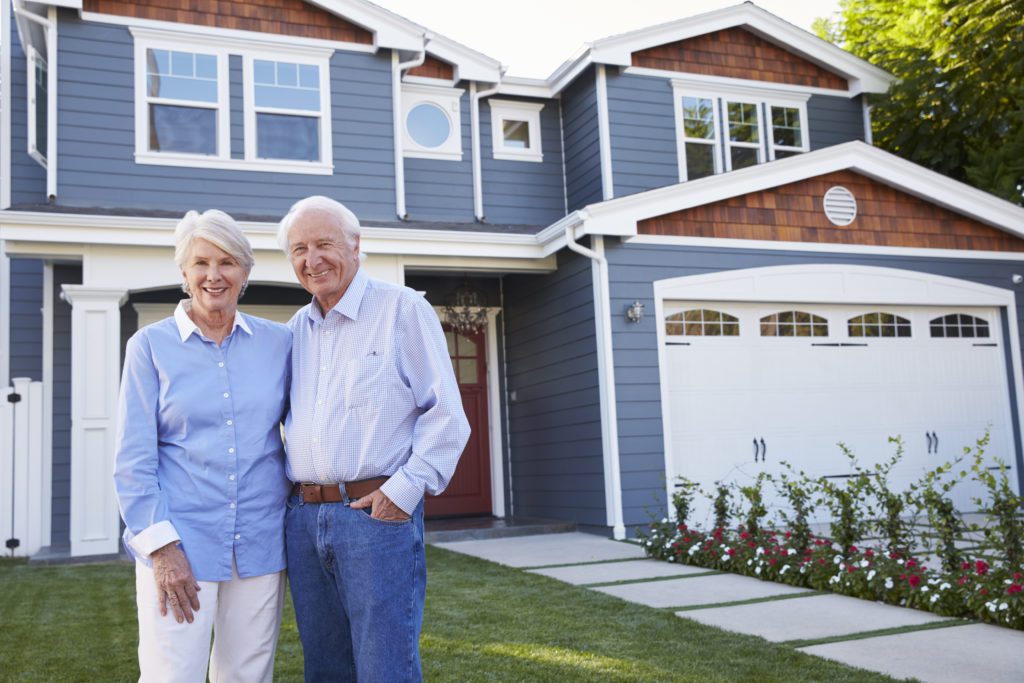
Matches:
[114,301,291,581]
[285,267,470,514]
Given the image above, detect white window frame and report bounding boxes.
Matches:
[671,79,810,181]
[672,89,722,182]
[131,27,334,175]
[26,44,46,167]
[766,100,810,160]
[487,99,544,163]
[402,83,464,161]
[242,53,333,173]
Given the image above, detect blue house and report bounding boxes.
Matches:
[2,0,1023,560]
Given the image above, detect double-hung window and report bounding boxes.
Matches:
[672,79,809,181]
[132,28,332,174]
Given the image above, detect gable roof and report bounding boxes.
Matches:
[558,141,1024,246]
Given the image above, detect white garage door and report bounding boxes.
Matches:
[663,301,1015,524]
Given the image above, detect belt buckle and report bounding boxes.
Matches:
[300,482,323,504]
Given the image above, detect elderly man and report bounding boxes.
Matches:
[279,195,470,682]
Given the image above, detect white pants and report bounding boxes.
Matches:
[135,559,285,683]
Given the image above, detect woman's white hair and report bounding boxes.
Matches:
[277,195,361,253]
[174,209,254,295]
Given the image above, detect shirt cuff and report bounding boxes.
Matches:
[379,474,422,516]
[128,520,181,558]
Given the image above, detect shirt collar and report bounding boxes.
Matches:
[174,300,252,343]
[306,267,369,324]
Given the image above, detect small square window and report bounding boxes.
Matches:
[488,99,544,162]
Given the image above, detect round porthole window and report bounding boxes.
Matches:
[406,103,451,149]
[823,186,857,226]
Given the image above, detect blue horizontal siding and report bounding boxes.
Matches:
[561,67,603,212]
[605,240,1024,529]
[503,248,605,527]
[9,13,46,204]
[607,71,678,200]
[404,90,473,222]
[480,96,565,226]
[8,259,43,381]
[54,14,396,220]
[808,93,866,148]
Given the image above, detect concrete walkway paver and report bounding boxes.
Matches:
[681,593,950,642]
[434,532,645,568]
[595,572,810,608]
[800,622,1024,683]
[529,559,708,585]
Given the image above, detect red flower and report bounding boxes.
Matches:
[748,541,756,548]
[849,545,858,553]
[683,537,691,543]
[727,548,736,556]
[710,550,717,558]
[906,559,917,569]
[899,574,907,581]
[961,561,972,570]
[1008,584,1022,595]
[889,552,901,560]
[976,560,990,576]
[740,531,750,540]
[980,588,989,596]
[769,557,778,566]
[804,548,813,555]
[818,559,826,565]
[847,565,856,573]
[908,575,921,588]
[958,576,968,586]
[864,549,874,558]
[1015,572,1023,581]
[785,531,792,539]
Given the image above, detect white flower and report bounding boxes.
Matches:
[988,602,997,613]
[1005,579,1013,585]
[747,559,753,566]
[788,548,797,556]
[756,566,762,575]
[833,556,842,565]
[646,540,653,547]
[867,570,877,581]
[859,560,869,568]
[897,559,905,565]
[830,575,840,584]
[921,586,930,593]
[839,563,846,571]
[722,555,730,562]
[940,583,951,591]
[930,594,940,604]
[756,547,765,556]
[800,566,807,574]
[781,565,791,575]
[1000,603,1009,611]
[885,578,894,589]
[661,518,668,524]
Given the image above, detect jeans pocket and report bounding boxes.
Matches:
[355,505,412,526]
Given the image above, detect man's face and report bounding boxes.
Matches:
[287,209,361,313]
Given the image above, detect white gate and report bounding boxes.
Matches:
[1,378,47,557]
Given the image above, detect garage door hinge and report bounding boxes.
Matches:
[6,393,20,404]
[811,343,868,347]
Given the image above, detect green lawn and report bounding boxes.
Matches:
[0,548,897,682]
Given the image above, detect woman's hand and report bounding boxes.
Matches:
[151,542,202,624]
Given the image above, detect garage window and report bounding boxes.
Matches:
[848,312,912,338]
[930,313,990,338]
[666,309,739,336]
[760,311,828,337]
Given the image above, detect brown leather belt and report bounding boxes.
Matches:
[291,477,388,504]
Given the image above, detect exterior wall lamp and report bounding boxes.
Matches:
[626,300,645,323]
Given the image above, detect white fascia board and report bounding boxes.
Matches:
[424,33,502,83]
[26,0,78,8]
[496,76,553,99]
[578,141,1024,240]
[306,0,423,50]
[587,3,893,95]
[0,211,551,259]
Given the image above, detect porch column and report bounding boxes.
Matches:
[61,285,127,557]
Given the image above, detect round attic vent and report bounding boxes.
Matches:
[823,186,857,226]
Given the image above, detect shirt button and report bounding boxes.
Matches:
[229,502,236,509]
[320,366,327,372]
[228,447,235,454]
[234,534,241,540]
[218,362,225,368]
[223,392,230,398]
[317,400,323,406]
[312,437,319,444]
[226,420,233,426]
[228,474,236,481]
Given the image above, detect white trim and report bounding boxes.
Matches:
[40,262,52,549]
[495,76,552,99]
[1,0,12,209]
[862,98,873,145]
[625,234,1024,262]
[671,77,812,106]
[631,67,851,98]
[595,65,614,201]
[652,264,1024,517]
[133,152,335,175]
[83,11,377,54]
[241,52,333,170]
[402,74,455,87]
[470,81,501,221]
[401,82,464,161]
[564,230,625,539]
[487,99,543,163]
[44,5,55,199]
[422,32,502,84]
[25,45,46,166]
[0,241,9,388]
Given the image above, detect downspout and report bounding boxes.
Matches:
[471,79,501,221]
[391,45,427,221]
[12,1,55,201]
[862,97,874,146]
[595,64,614,201]
[1,0,12,209]
[564,225,626,540]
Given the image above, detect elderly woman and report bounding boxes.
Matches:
[114,210,291,682]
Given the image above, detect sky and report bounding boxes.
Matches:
[369,1,843,78]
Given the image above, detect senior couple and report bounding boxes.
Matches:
[113,196,470,682]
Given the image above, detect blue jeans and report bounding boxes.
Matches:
[285,493,426,683]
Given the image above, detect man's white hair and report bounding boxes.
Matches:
[277,196,361,253]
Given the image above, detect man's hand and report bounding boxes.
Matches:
[350,489,410,522]
[151,542,201,624]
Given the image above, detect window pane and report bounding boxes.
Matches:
[682,97,715,139]
[407,103,451,148]
[147,49,217,103]
[502,119,530,148]
[458,359,478,383]
[299,64,319,89]
[254,60,320,111]
[149,104,216,154]
[666,322,683,335]
[774,149,801,159]
[727,102,759,143]
[731,146,758,170]
[457,334,478,355]
[256,113,319,161]
[685,143,715,180]
[771,105,801,147]
[723,322,739,336]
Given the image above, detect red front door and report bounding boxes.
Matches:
[425,326,492,518]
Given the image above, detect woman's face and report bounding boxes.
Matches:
[182,238,246,318]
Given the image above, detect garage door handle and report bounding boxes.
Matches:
[926,432,933,453]
[760,438,767,463]
[753,438,760,462]
[932,432,939,453]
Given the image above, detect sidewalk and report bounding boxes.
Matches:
[433,532,1024,683]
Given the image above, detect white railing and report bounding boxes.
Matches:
[1,378,46,557]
